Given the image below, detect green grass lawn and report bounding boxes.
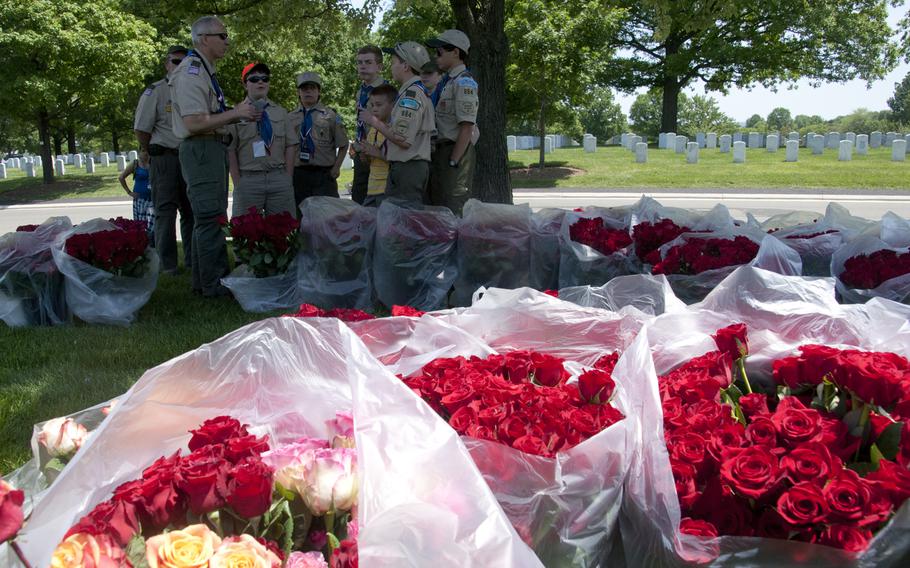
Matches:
[0,268,280,473]
[0,164,356,205]
[509,146,910,189]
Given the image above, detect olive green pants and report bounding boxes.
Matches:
[233,169,295,217]
[178,138,229,296]
[149,151,193,272]
[386,160,429,206]
[430,142,474,216]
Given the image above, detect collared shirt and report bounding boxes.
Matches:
[226,99,295,171]
[366,128,388,196]
[133,75,182,149]
[355,77,387,142]
[169,50,224,140]
[288,103,349,167]
[435,64,478,143]
[386,76,435,163]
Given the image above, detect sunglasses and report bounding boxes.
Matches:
[169,58,184,65]
[204,33,229,41]
[246,76,270,84]
[436,45,456,55]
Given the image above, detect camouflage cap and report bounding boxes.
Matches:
[382,41,431,73]
[296,71,323,88]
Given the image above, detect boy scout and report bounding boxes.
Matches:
[359,42,435,205]
[351,46,387,204]
[289,72,349,209]
[170,15,261,297]
[227,62,297,216]
[133,45,194,275]
[426,29,478,215]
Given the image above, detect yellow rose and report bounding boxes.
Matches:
[51,532,127,567]
[210,535,281,568]
[146,524,222,568]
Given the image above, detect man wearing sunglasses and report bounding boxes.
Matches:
[170,15,261,298]
[134,44,195,277]
[226,62,297,217]
[426,29,478,216]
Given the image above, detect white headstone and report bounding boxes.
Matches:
[629,135,641,151]
[12,158,21,169]
[507,136,517,152]
[856,134,869,155]
[812,135,824,155]
[635,142,648,163]
[54,158,65,176]
[675,135,688,154]
[100,153,110,168]
[706,133,717,149]
[128,150,139,162]
[748,132,760,149]
[838,140,853,161]
[665,133,676,150]
[544,137,554,154]
[686,141,699,163]
[24,161,35,177]
[788,132,800,142]
[86,157,96,173]
[892,139,907,161]
[733,141,746,163]
[117,155,127,172]
[733,132,743,143]
[826,132,840,149]
[620,133,629,149]
[74,154,83,168]
[658,132,667,149]
[885,132,896,147]
[719,134,732,153]
[696,132,706,148]
[583,135,597,153]
[785,140,799,162]
[766,135,779,152]
[0,163,5,179]
[870,131,883,148]
[845,132,856,144]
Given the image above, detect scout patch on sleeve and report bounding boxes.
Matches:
[405,89,417,98]
[142,87,154,96]
[188,60,201,75]
[394,119,410,136]
[398,97,421,110]
[461,102,476,115]
[457,76,478,89]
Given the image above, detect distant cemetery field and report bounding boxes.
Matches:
[508,145,910,190]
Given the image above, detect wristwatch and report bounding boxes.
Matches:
[448,159,458,168]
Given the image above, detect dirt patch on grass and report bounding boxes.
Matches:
[509,166,585,181]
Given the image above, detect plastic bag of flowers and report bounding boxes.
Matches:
[832,212,910,304]
[372,199,458,311]
[297,197,376,310]
[51,217,158,325]
[221,207,302,312]
[622,268,910,566]
[453,199,532,306]
[559,273,687,316]
[10,316,542,568]
[352,287,647,566]
[763,203,872,277]
[529,207,567,291]
[558,206,640,289]
[0,217,72,327]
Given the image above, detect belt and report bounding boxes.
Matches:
[148,144,179,156]
[295,164,331,172]
[436,139,456,147]
[186,133,232,145]
[240,168,286,176]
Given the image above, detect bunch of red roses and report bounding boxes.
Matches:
[632,219,692,264]
[651,235,759,275]
[222,207,300,278]
[839,247,910,290]
[662,324,910,553]
[288,303,426,321]
[64,218,150,277]
[569,217,633,256]
[784,229,839,240]
[403,350,624,458]
[15,224,39,232]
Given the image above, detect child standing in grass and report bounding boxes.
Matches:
[355,84,397,207]
[119,149,155,240]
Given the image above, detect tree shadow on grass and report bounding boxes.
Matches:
[0,175,114,206]
[509,160,582,188]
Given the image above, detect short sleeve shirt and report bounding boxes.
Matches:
[226,100,295,171]
[386,76,435,163]
[435,64,478,143]
[288,103,349,167]
[133,77,182,149]
[366,128,388,196]
[169,52,222,140]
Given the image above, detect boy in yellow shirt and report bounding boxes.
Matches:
[355,84,398,207]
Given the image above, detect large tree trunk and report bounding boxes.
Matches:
[660,36,682,134]
[38,110,55,184]
[66,122,77,154]
[112,127,120,155]
[451,0,511,204]
[537,95,546,169]
[52,131,62,157]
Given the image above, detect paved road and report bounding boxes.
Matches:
[2,188,909,235]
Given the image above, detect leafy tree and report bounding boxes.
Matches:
[679,94,738,136]
[605,0,899,133]
[629,90,671,138]
[888,71,910,124]
[578,88,627,142]
[794,114,825,129]
[379,0,453,44]
[745,114,764,128]
[766,107,793,131]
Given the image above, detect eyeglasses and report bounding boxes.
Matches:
[436,45,456,55]
[204,33,229,41]
[246,76,270,84]
[169,58,184,65]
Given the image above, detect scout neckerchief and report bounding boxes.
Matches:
[256,100,273,152]
[299,106,318,159]
[356,79,388,142]
[187,49,226,113]
[432,67,472,108]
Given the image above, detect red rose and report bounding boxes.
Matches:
[712,323,748,361]
[738,393,770,418]
[177,446,231,514]
[687,400,734,433]
[223,434,270,463]
[777,482,829,526]
[137,453,186,531]
[866,459,910,508]
[502,352,533,383]
[813,412,861,461]
[662,397,687,429]
[707,423,747,465]
[745,416,778,447]
[531,352,569,387]
[513,435,551,457]
[331,537,358,568]
[448,404,479,434]
[822,469,874,524]
[719,445,781,500]
[594,352,619,373]
[780,443,842,484]
[223,457,274,518]
[188,416,249,451]
[391,305,426,317]
[66,498,140,547]
[667,429,709,473]
[679,517,718,538]
[0,481,24,543]
[672,461,700,510]
[577,368,616,404]
[818,524,873,552]
[771,397,822,447]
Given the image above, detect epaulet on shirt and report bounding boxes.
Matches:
[405,89,417,98]
[187,59,202,75]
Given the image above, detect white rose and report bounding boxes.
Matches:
[38,417,88,458]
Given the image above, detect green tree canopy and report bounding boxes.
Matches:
[888,71,910,124]
[766,107,793,131]
[578,88,627,142]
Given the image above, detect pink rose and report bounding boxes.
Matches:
[38,417,89,458]
[286,551,329,568]
[210,534,281,568]
[328,411,354,448]
[0,480,24,544]
[51,532,127,567]
[299,448,358,515]
[261,437,330,490]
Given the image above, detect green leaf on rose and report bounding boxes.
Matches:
[44,457,67,473]
[871,443,885,467]
[327,531,341,550]
[874,422,903,461]
[126,534,150,568]
[847,462,879,476]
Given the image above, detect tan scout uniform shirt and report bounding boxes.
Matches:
[289,103,349,167]
[169,51,224,140]
[134,77,182,149]
[435,64,478,143]
[227,100,295,171]
[387,76,435,163]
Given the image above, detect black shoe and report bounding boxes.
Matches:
[202,284,232,298]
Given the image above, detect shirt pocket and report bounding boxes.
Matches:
[313,116,334,144]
